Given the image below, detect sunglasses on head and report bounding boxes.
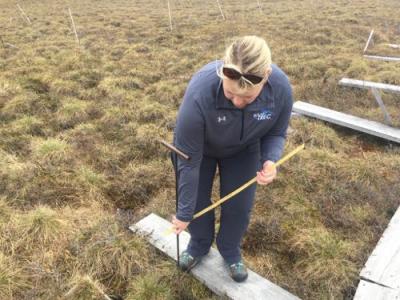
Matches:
[222,66,264,85]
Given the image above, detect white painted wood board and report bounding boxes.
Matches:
[354,280,400,300]
[292,101,400,143]
[387,44,400,49]
[360,207,400,290]
[339,78,400,94]
[364,55,400,62]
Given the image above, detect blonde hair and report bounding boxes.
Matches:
[219,36,272,89]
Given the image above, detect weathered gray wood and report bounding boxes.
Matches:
[354,280,400,300]
[360,206,400,290]
[292,101,400,143]
[339,78,400,94]
[130,213,300,300]
[364,55,400,62]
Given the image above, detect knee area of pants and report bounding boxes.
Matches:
[221,209,252,219]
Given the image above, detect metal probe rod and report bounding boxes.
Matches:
[159,139,190,267]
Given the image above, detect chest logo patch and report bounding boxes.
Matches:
[253,109,273,121]
[217,115,227,123]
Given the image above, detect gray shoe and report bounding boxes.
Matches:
[229,261,248,282]
[179,250,202,272]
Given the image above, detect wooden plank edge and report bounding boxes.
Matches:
[292,101,400,143]
[359,206,400,290]
[364,55,400,62]
[339,78,400,94]
[354,279,400,300]
[130,213,301,300]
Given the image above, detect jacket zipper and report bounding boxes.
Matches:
[240,110,244,141]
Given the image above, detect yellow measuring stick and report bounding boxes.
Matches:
[164,143,305,236]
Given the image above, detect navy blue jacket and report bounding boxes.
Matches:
[174,60,293,221]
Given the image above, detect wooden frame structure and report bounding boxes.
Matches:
[339,78,400,126]
[363,29,400,62]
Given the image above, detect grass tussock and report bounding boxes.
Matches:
[79,219,150,291]
[0,198,12,223]
[0,252,31,299]
[106,160,167,209]
[64,273,110,300]
[15,206,69,249]
[125,273,172,300]
[290,227,357,288]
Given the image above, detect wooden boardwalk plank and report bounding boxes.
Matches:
[292,101,400,143]
[364,55,400,62]
[354,280,400,300]
[387,44,400,49]
[130,213,300,300]
[339,78,400,94]
[360,207,400,290]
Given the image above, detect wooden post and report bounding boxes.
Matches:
[167,0,173,30]
[364,29,374,53]
[16,4,31,25]
[68,8,80,46]
[5,43,18,49]
[370,88,393,126]
[216,0,225,20]
[257,0,262,13]
[0,35,18,49]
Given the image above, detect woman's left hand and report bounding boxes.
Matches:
[256,160,277,185]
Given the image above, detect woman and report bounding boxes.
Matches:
[172,36,293,282]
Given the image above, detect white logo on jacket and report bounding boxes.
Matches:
[217,115,227,123]
[253,109,273,121]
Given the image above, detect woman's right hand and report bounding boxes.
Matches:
[172,215,190,234]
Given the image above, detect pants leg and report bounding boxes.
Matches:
[186,156,217,257]
[216,146,260,264]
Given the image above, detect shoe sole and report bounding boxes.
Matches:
[231,273,248,282]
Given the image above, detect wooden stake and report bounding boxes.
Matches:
[16,4,31,25]
[5,43,18,49]
[364,29,374,53]
[216,0,225,20]
[0,35,18,49]
[257,0,262,13]
[167,0,173,30]
[68,8,80,46]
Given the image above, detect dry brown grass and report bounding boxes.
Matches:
[0,0,399,298]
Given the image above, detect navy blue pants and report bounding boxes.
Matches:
[186,145,260,264]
